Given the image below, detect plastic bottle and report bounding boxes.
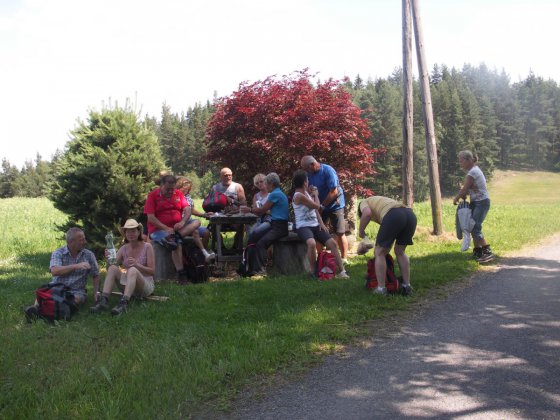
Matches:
[105,232,117,265]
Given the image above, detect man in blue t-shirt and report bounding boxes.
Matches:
[301,155,348,262]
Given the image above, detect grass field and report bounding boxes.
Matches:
[1,170,560,418]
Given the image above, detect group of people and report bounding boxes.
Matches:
[233,156,350,278]
[24,150,493,319]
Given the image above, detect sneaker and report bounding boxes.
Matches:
[477,250,494,263]
[401,284,414,296]
[90,295,109,314]
[341,258,349,265]
[336,270,350,279]
[24,305,39,323]
[160,235,178,251]
[205,251,216,263]
[111,298,128,316]
[372,286,387,295]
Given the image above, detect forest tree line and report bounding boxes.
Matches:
[2,63,559,201]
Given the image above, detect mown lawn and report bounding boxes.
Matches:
[1,170,559,418]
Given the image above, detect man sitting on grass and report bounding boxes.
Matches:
[24,227,100,321]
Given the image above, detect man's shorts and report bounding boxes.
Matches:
[376,207,417,249]
[321,208,346,235]
[296,225,333,245]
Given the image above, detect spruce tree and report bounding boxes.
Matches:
[49,103,164,255]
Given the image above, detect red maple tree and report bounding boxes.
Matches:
[206,70,377,199]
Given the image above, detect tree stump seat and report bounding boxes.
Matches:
[272,231,310,275]
[153,236,194,281]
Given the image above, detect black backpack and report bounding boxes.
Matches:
[237,243,256,277]
[36,283,78,322]
[185,247,209,283]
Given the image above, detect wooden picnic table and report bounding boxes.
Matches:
[207,213,258,264]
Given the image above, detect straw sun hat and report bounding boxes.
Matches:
[118,219,143,236]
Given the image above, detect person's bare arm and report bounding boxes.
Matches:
[453,175,474,204]
[237,184,247,206]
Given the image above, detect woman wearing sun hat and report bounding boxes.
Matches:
[90,219,155,315]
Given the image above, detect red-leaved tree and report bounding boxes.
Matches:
[206,70,377,201]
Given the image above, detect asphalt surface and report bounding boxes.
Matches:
[229,236,560,420]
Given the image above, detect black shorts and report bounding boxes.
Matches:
[296,225,333,245]
[322,208,346,235]
[376,207,417,249]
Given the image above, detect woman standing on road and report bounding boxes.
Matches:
[453,150,494,263]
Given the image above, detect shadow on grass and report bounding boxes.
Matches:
[229,254,560,419]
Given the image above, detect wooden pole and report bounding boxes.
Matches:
[410,0,444,234]
[402,0,414,207]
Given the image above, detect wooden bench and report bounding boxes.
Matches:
[271,231,310,275]
[153,236,194,281]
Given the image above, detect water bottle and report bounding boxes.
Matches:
[105,232,117,265]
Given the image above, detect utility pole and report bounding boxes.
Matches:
[410,0,444,234]
[402,0,414,207]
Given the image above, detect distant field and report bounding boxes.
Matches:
[1,170,560,418]
[489,170,560,204]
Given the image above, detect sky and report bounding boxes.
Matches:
[1,0,559,168]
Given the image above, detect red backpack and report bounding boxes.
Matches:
[366,254,401,293]
[35,283,78,322]
[316,251,337,280]
[202,191,228,212]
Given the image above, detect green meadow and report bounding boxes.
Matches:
[1,170,560,418]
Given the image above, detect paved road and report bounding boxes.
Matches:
[230,236,560,419]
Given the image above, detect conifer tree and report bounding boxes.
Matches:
[49,103,164,254]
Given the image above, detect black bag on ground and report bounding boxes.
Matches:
[237,243,256,277]
[184,247,209,283]
[36,283,78,322]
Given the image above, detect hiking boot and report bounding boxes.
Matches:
[477,245,495,263]
[90,295,109,314]
[24,305,39,323]
[111,298,128,316]
[473,247,483,260]
[336,270,350,279]
[401,284,414,296]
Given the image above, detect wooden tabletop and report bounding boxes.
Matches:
[208,213,258,224]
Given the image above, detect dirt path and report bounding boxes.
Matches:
[226,235,560,419]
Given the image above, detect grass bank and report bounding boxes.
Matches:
[1,170,559,418]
